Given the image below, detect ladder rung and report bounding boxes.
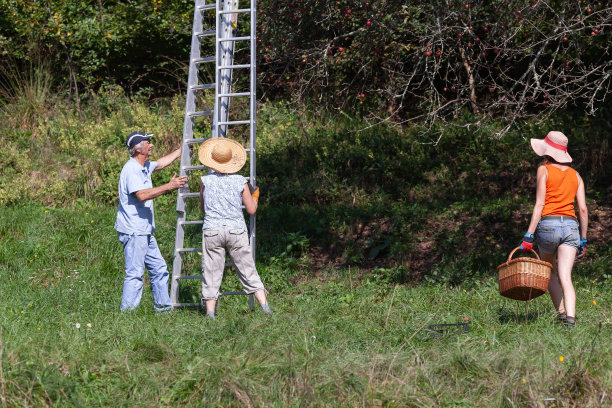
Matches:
[182,165,207,171]
[173,291,249,307]
[219,8,251,15]
[184,138,209,144]
[218,64,251,69]
[193,57,215,64]
[218,92,251,97]
[190,84,215,90]
[177,248,202,253]
[196,30,215,37]
[217,120,251,125]
[189,110,214,117]
[179,192,201,198]
[179,220,204,225]
[177,275,203,280]
[218,36,251,42]
[197,4,216,11]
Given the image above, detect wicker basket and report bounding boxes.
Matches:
[497,247,552,301]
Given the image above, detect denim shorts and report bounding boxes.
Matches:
[536,216,580,254]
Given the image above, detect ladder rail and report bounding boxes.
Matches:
[171,0,206,304]
[249,0,257,258]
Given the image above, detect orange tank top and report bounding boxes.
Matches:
[542,165,579,218]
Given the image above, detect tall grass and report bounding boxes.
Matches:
[0,56,56,131]
[0,203,610,407]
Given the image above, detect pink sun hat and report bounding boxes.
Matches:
[530,131,572,163]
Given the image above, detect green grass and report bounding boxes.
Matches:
[0,203,610,407]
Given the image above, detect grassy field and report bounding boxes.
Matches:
[0,203,610,407]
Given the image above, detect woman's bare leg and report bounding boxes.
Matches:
[540,251,564,315]
[556,244,578,319]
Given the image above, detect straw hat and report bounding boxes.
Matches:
[530,131,572,163]
[198,137,246,174]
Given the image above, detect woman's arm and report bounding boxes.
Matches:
[575,173,588,238]
[242,184,258,215]
[526,165,548,234]
[199,181,205,213]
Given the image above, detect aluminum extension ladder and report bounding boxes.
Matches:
[170,0,257,307]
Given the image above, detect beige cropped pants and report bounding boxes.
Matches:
[201,226,265,300]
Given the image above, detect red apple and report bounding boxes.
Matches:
[366,20,371,26]
[458,33,463,38]
[563,77,567,82]
[338,47,344,52]
[563,37,568,42]
[436,51,441,56]
[465,4,469,9]
[426,51,432,56]
[443,87,448,92]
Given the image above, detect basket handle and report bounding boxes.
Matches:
[507,247,541,262]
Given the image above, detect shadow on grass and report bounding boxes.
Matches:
[497,305,544,324]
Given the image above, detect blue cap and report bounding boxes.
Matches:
[126,131,153,148]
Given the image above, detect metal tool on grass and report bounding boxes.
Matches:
[427,322,470,338]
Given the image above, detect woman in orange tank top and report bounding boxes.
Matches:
[519,131,588,328]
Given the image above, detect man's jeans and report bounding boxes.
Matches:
[118,233,173,312]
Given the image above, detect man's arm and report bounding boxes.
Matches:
[135,173,187,201]
[154,145,182,171]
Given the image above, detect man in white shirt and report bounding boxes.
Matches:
[115,131,187,312]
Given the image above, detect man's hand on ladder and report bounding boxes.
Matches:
[169,173,189,190]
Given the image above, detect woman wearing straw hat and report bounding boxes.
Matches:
[198,137,271,320]
[519,131,588,328]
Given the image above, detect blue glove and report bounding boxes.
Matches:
[576,238,587,259]
[519,232,534,251]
